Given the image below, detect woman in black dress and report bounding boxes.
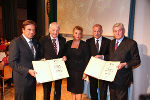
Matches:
[65,26,89,100]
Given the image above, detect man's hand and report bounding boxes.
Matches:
[62,56,67,61]
[41,58,46,61]
[95,55,103,59]
[117,62,127,70]
[28,69,37,78]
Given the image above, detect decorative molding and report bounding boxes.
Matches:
[62,33,114,41]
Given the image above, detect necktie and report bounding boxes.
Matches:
[96,39,99,52]
[115,40,119,50]
[29,40,34,54]
[52,39,57,54]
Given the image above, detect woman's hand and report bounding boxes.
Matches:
[40,58,46,61]
[95,55,103,59]
[82,73,87,80]
[62,56,67,61]
[28,69,37,78]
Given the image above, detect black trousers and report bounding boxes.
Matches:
[89,77,98,100]
[43,79,62,100]
[109,87,128,100]
[98,80,108,100]
[89,77,108,100]
[14,81,36,100]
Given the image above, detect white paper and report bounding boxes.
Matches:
[32,61,53,83]
[47,58,69,81]
[100,61,119,82]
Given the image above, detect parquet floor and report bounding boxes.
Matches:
[0,79,91,100]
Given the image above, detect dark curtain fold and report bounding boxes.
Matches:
[2,0,17,40]
[128,0,136,39]
[48,0,57,24]
[27,0,45,40]
[36,0,45,39]
[27,0,37,22]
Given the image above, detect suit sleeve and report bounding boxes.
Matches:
[103,39,111,61]
[86,39,91,59]
[126,42,141,68]
[9,40,29,77]
[83,42,90,69]
[38,38,44,59]
[61,37,66,57]
[64,40,71,57]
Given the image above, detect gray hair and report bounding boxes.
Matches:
[113,23,125,30]
[49,22,60,29]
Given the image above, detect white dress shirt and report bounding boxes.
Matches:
[22,34,36,58]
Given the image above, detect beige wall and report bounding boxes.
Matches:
[133,0,150,100]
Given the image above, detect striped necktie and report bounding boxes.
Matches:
[52,39,57,54]
[29,40,34,54]
[96,39,99,52]
[115,40,119,50]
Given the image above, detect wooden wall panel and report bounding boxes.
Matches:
[0,19,2,37]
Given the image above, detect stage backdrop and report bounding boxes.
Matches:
[57,0,130,36]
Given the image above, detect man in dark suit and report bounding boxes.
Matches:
[39,22,66,100]
[9,20,39,100]
[109,23,141,100]
[86,24,111,100]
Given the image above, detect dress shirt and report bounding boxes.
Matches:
[115,36,124,46]
[22,34,36,57]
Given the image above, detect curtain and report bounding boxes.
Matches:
[36,0,45,38]
[47,0,57,24]
[128,0,136,39]
[2,0,17,40]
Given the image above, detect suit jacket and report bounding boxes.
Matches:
[9,35,39,100]
[86,36,111,60]
[39,34,66,100]
[86,36,111,100]
[109,37,141,89]
[39,34,66,60]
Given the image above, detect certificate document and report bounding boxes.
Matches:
[84,57,120,82]
[32,58,69,83]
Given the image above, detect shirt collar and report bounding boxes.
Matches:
[50,35,58,41]
[95,36,102,42]
[116,36,124,43]
[22,34,32,43]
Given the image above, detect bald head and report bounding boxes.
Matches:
[49,22,60,38]
[49,22,60,29]
[92,24,103,39]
